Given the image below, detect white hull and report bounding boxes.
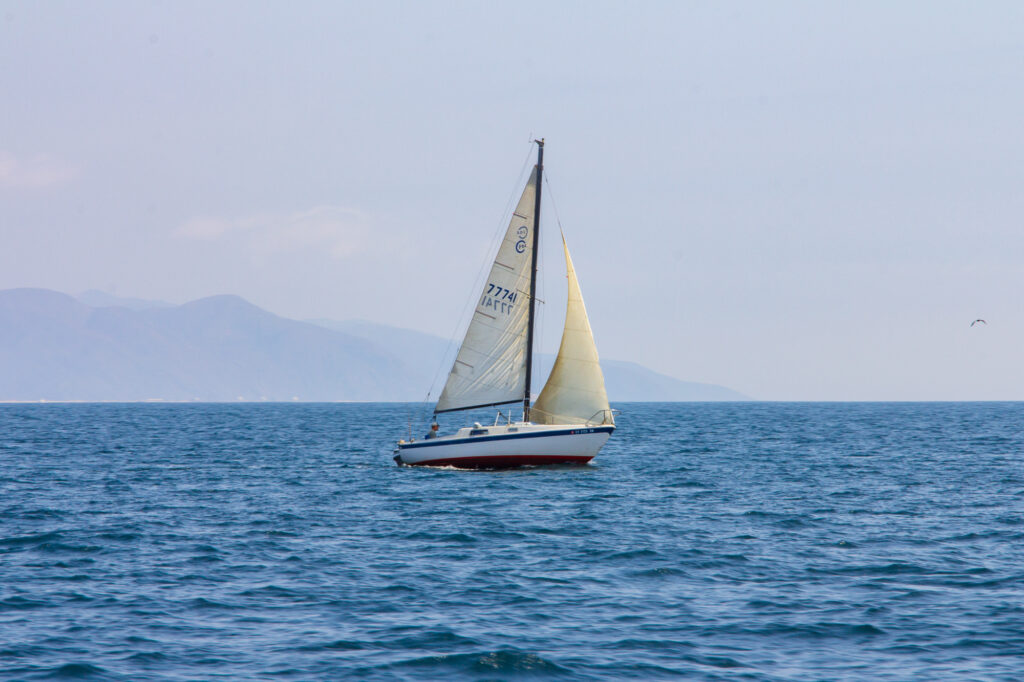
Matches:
[395,423,613,468]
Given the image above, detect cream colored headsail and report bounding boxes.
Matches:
[532,236,613,425]
[435,168,537,413]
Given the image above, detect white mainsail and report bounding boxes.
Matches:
[531,237,613,426]
[435,168,537,413]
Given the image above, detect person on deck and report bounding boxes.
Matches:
[425,422,439,439]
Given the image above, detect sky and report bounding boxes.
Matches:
[2,1,1023,400]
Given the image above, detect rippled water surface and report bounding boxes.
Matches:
[2,402,1024,680]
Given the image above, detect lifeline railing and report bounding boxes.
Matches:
[527,407,617,427]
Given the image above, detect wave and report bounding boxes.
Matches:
[378,649,573,677]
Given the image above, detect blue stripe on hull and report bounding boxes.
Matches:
[400,453,594,469]
[397,425,614,451]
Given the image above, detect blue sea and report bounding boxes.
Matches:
[2,402,1023,680]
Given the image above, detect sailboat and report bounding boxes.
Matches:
[394,140,615,468]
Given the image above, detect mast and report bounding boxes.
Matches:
[523,138,544,422]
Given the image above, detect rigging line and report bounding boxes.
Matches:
[540,172,562,401]
[423,144,537,413]
[534,226,545,409]
[534,173,563,405]
[543,172,566,235]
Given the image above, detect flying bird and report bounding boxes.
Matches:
[970,319,987,327]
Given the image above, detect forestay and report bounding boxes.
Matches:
[435,168,537,413]
[531,237,613,425]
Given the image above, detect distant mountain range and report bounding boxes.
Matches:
[0,288,749,402]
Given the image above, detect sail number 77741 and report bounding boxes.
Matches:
[480,282,519,315]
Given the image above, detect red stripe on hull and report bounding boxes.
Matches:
[402,454,595,469]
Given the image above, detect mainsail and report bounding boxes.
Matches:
[531,237,613,425]
[435,168,537,413]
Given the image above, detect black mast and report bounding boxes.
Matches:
[523,138,544,422]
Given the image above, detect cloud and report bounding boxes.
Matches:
[173,206,371,259]
[0,151,78,189]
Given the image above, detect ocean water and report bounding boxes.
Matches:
[2,402,1023,680]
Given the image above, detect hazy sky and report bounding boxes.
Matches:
[2,1,1023,400]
